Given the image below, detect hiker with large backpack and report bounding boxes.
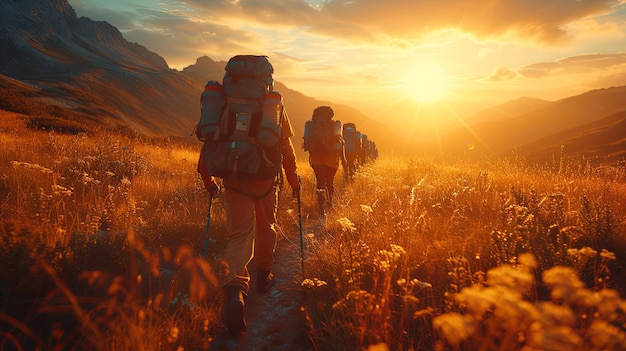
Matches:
[302,106,347,217]
[196,55,301,335]
[359,133,369,165]
[342,122,361,180]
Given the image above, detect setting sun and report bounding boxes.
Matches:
[401,62,451,104]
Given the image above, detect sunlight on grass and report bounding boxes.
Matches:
[1,119,626,350]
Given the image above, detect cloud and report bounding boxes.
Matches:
[519,53,626,78]
[484,53,626,82]
[174,0,621,44]
[486,65,520,81]
[115,0,623,61]
[69,0,625,71]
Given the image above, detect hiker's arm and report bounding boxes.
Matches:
[280,108,300,193]
[340,143,348,168]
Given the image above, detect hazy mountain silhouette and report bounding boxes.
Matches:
[434,86,626,159]
[465,97,552,125]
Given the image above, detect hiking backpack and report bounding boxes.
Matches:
[197,55,283,183]
[342,122,360,154]
[302,106,342,153]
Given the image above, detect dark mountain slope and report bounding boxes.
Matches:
[0,0,167,78]
[0,0,198,137]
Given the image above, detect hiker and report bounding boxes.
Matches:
[342,122,361,180]
[196,55,300,335]
[359,133,369,165]
[302,106,347,217]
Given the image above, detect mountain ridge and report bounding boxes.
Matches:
[465,96,552,125]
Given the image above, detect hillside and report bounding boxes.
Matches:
[520,110,626,163]
[0,0,198,137]
[464,97,552,125]
[434,86,626,157]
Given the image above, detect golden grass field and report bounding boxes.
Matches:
[1,110,626,350]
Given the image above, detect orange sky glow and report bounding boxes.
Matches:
[69,0,626,119]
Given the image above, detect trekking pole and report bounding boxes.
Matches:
[202,193,214,260]
[296,175,305,276]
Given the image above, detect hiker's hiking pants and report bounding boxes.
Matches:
[312,165,338,200]
[222,185,278,292]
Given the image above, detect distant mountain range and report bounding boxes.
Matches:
[435,86,626,163]
[1,0,625,163]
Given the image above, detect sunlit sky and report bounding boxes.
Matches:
[68,0,626,116]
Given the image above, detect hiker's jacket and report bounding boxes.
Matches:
[222,108,298,198]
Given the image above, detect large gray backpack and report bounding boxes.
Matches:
[302,106,342,153]
[197,55,283,182]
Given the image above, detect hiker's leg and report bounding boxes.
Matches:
[222,188,254,333]
[253,186,279,292]
[222,188,255,291]
[347,154,357,177]
[312,165,326,192]
[326,166,338,201]
[253,186,279,271]
[312,165,327,215]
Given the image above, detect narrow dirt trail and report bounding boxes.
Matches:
[208,217,320,351]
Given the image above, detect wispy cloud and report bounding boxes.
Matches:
[72,0,625,64]
[487,53,626,80]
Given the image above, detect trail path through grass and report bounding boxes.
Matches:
[209,216,318,351]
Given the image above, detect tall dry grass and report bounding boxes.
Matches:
[1,113,626,350]
[0,116,225,350]
[301,155,626,351]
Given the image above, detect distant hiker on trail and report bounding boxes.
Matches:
[302,106,347,217]
[342,122,361,180]
[359,133,369,165]
[196,55,301,335]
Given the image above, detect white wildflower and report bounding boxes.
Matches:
[337,217,356,232]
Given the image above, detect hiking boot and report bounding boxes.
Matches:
[256,269,275,293]
[225,285,247,335]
